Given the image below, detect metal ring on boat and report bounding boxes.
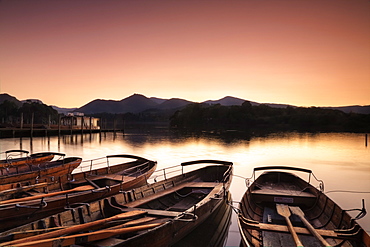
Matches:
[319,182,324,192]
[175,212,198,222]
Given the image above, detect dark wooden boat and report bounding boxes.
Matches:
[0,160,233,247]
[173,191,232,247]
[0,150,55,168]
[237,166,370,247]
[0,153,81,185]
[0,154,156,231]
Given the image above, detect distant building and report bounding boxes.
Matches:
[61,113,100,129]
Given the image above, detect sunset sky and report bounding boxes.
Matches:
[0,0,369,108]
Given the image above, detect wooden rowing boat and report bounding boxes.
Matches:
[0,150,55,168]
[0,160,232,247]
[0,153,80,185]
[0,154,156,232]
[237,166,370,247]
[173,190,232,247]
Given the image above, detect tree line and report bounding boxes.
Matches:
[2,99,369,133]
[0,100,59,127]
[170,102,370,133]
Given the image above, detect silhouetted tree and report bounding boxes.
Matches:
[170,102,370,133]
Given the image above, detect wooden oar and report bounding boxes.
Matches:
[0,182,50,196]
[1,217,157,243]
[289,206,332,247]
[0,210,147,246]
[0,185,94,205]
[107,216,158,228]
[239,218,360,240]
[276,204,304,247]
[0,226,65,242]
[6,223,163,247]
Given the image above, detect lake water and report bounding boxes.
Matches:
[1,131,369,246]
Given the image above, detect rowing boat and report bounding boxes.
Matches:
[173,190,232,247]
[0,160,232,247]
[0,154,156,231]
[0,153,80,185]
[237,166,370,247]
[0,150,55,168]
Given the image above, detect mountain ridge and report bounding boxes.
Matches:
[1,93,369,115]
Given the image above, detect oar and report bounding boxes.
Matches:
[106,216,158,229]
[0,210,147,246]
[5,223,163,247]
[276,204,304,247]
[0,226,65,242]
[0,185,94,205]
[289,206,332,247]
[0,182,50,196]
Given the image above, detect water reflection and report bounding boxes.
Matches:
[0,131,369,246]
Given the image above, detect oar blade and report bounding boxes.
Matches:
[276,204,291,218]
[289,206,305,217]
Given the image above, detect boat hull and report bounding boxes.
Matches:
[0,151,55,168]
[0,162,233,247]
[0,156,156,232]
[238,167,370,247]
[0,157,81,185]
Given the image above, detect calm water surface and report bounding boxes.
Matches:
[1,131,369,246]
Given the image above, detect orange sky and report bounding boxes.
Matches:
[0,0,369,108]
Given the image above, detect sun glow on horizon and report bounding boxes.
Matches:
[0,0,369,108]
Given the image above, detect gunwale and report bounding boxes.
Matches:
[0,156,81,185]
[0,150,55,168]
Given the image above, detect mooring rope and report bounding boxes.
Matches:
[325,190,370,194]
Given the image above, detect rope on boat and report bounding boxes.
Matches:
[323,195,368,220]
[228,200,241,215]
[233,174,247,180]
[232,174,251,188]
[325,190,370,194]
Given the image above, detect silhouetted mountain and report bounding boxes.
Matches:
[203,96,294,109]
[77,94,158,114]
[2,93,369,115]
[0,93,22,106]
[21,99,44,104]
[204,96,253,106]
[149,97,167,105]
[121,94,159,111]
[157,98,193,110]
[262,103,295,108]
[324,105,370,115]
[51,106,77,114]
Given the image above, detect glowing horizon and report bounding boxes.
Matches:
[1,0,369,108]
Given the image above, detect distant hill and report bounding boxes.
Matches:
[21,99,43,104]
[149,97,167,105]
[262,103,294,108]
[0,93,22,107]
[77,94,192,114]
[77,94,159,114]
[157,98,193,110]
[1,93,369,115]
[324,105,370,115]
[51,106,77,115]
[204,96,253,106]
[204,96,294,109]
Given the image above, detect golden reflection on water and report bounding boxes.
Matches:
[0,132,369,245]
